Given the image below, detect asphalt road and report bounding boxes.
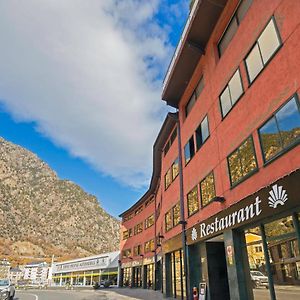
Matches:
[15,287,300,300]
[15,290,109,300]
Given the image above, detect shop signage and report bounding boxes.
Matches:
[186,170,299,245]
[54,256,108,273]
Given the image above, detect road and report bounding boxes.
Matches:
[16,287,300,300]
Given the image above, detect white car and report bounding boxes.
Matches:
[0,279,15,300]
[250,271,269,289]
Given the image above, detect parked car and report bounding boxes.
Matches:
[250,271,269,289]
[0,279,15,300]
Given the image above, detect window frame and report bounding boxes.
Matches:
[218,0,253,57]
[196,115,210,150]
[185,76,204,118]
[187,185,200,217]
[227,135,259,188]
[200,171,216,208]
[219,68,244,119]
[184,135,195,165]
[244,16,282,85]
[258,93,300,165]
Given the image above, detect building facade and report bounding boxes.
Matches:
[0,259,10,279]
[51,251,119,286]
[119,1,300,300]
[9,267,24,285]
[23,262,49,285]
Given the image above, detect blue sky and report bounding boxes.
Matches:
[0,0,189,218]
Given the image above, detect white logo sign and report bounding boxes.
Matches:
[268,184,288,208]
[191,227,198,241]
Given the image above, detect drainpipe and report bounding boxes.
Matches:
[172,112,190,300]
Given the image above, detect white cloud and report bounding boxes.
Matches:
[0,0,180,188]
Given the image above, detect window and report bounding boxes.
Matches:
[245,17,281,83]
[218,0,252,56]
[184,136,195,165]
[259,95,300,162]
[123,213,133,222]
[187,186,199,216]
[122,229,132,240]
[133,245,142,256]
[145,197,154,207]
[164,168,172,190]
[172,158,179,180]
[165,210,172,232]
[135,206,143,215]
[185,77,204,117]
[144,239,155,253]
[122,248,132,258]
[145,214,154,229]
[196,115,210,150]
[134,222,143,235]
[173,203,181,226]
[228,136,257,186]
[200,172,216,207]
[220,69,244,117]
[164,127,177,156]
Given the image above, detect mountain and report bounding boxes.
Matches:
[0,137,120,265]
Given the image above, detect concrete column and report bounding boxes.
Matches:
[224,229,253,300]
[59,274,62,286]
[83,272,86,286]
[70,276,73,285]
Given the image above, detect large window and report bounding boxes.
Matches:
[122,248,132,258]
[134,222,143,235]
[196,115,210,150]
[245,17,281,83]
[185,77,204,117]
[218,0,252,56]
[259,95,300,163]
[144,239,155,253]
[145,214,154,229]
[165,202,181,232]
[200,172,216,207]
[184,136,195,165]
[133,245,142,256]
[165,168,172,190]
[228,136,257,186]
[123,229,132,240]
[164,127,177,156]
[172,158,179,180]
[165,157,180,190]
[187,186,199,217]
[165,210,172,232]
[220,69,244,117]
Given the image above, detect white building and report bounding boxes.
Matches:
[9,267,23,285]
[23,262,49,285]
[52,251,119,286]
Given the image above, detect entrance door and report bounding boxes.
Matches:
[206,241,230,300]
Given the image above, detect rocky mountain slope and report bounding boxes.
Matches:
[0,137,120,265]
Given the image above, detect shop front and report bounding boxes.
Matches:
[185,169,300,300]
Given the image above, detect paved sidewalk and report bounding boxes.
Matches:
[99,287,172,300]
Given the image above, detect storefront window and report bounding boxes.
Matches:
[245,215,300,300]
[123,268,132,287]
[169,249,185,299]
[146,264,154,288]
[245,227,270,299]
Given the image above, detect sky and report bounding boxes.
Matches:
[0,0,189,218]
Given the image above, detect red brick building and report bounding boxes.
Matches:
[119,1,300,299]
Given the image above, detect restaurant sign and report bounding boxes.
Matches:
[186,170,299,245]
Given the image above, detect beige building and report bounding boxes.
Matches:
[0,259,10,279]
